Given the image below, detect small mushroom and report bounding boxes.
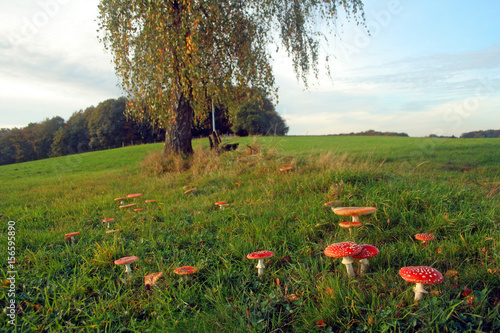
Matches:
[102,218,115,229]
[114,256,139,274]
[399,266,443,301]
[127,193,143,199]
[333,207,377,223]
[105,229,122,234]
[144,271,163,290]
[64,232,80,244]
[247,251,275,276]
[215,201,230,210]
[338,221,363,238]
[114,197,128,205]
[324,200,342,209]
[415,233,435,247]
[174,266,198,280]
[324,241,362,278]
[184,188,197,195]
[119,203,137,209]
[279,164,293,171]
[351,244,379,275]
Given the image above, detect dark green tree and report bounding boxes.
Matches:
[98,0,365,155]
[232,91,288,136]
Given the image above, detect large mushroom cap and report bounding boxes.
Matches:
[174,266,198,275]
[247,250,275,260]
[399,266,443,284]
[338,221,363,228]
[324,241,362,258]
[127,193,143,198]
[102,218,115,223]
[351,244,379,260]
[215,201,227,205]
[333,207,377,216]
[65,232,80,237]
[415,233,435,242]
[114,256,139,265]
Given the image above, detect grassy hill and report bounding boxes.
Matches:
[1,136,499,332]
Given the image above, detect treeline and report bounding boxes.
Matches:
[0,92,288,166]
[0,97,164,166]
[460,129,500,138]
[329,129,409,137]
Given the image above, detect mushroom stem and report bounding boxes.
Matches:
[124,264,133,274]
[359,259,370,275]
[70,236,76,244]
[413,283,428,301]
[352,215,360,223]
[256,259,265,276]
[341,256,355,278]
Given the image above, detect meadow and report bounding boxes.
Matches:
[1,136,499,332]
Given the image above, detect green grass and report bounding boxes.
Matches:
[1,136,499,332]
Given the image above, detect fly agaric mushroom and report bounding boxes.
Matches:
[324,200,342,209]
[144,271,163,290]
[415,233,435,247]
[399,266,443,301]
[64,232,80,244]
[119,203,137,209]
[279,164,293,171]
[351,244,379,275]
[114,197,127,205]
[114,256,139,274]
[102,218,115,229]
[338,221,363,238]
[247,251,275,276]
[184,188,197,195]
[333,207,377,223]
[174,266,198,276]
[127,193,143,199]
[215,201,230,210]
[324,241,362,278]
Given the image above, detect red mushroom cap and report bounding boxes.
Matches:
[174,266,198,275]
[399,266,443,284]
[127,193,143,198]
[333,207,377,216]
[64,232,80,237]
[114,256,139,265]
[114,197,127,201]
[215,201,227,205]
[338,221,363,228]
[415,233,435,242]
[102,218,115,223]
[247,251,275,260]
[351,244,379,260]
[324,241,362,258]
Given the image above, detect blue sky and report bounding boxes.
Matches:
[1,0,499,137]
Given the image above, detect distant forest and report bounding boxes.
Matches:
[0,92,289,166]
[329,130,409,137]
[460,129,500,138]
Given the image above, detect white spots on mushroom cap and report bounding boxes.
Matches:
[399,266,444,284]
[324,241,362,258]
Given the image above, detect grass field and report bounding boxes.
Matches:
[1,136,499,332]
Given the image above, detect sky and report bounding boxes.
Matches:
[1,0,499,137]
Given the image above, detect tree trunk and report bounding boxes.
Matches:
[164,91,194,156]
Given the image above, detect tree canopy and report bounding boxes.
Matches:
[98,0,365,154]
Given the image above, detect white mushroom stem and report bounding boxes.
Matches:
[342,256,355,278]
[413,283,428,301]
[70,236,76,244]
[352,215,360,223]
[124,264,133,274]
[256,259,265,276]
[359,259,370,275]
